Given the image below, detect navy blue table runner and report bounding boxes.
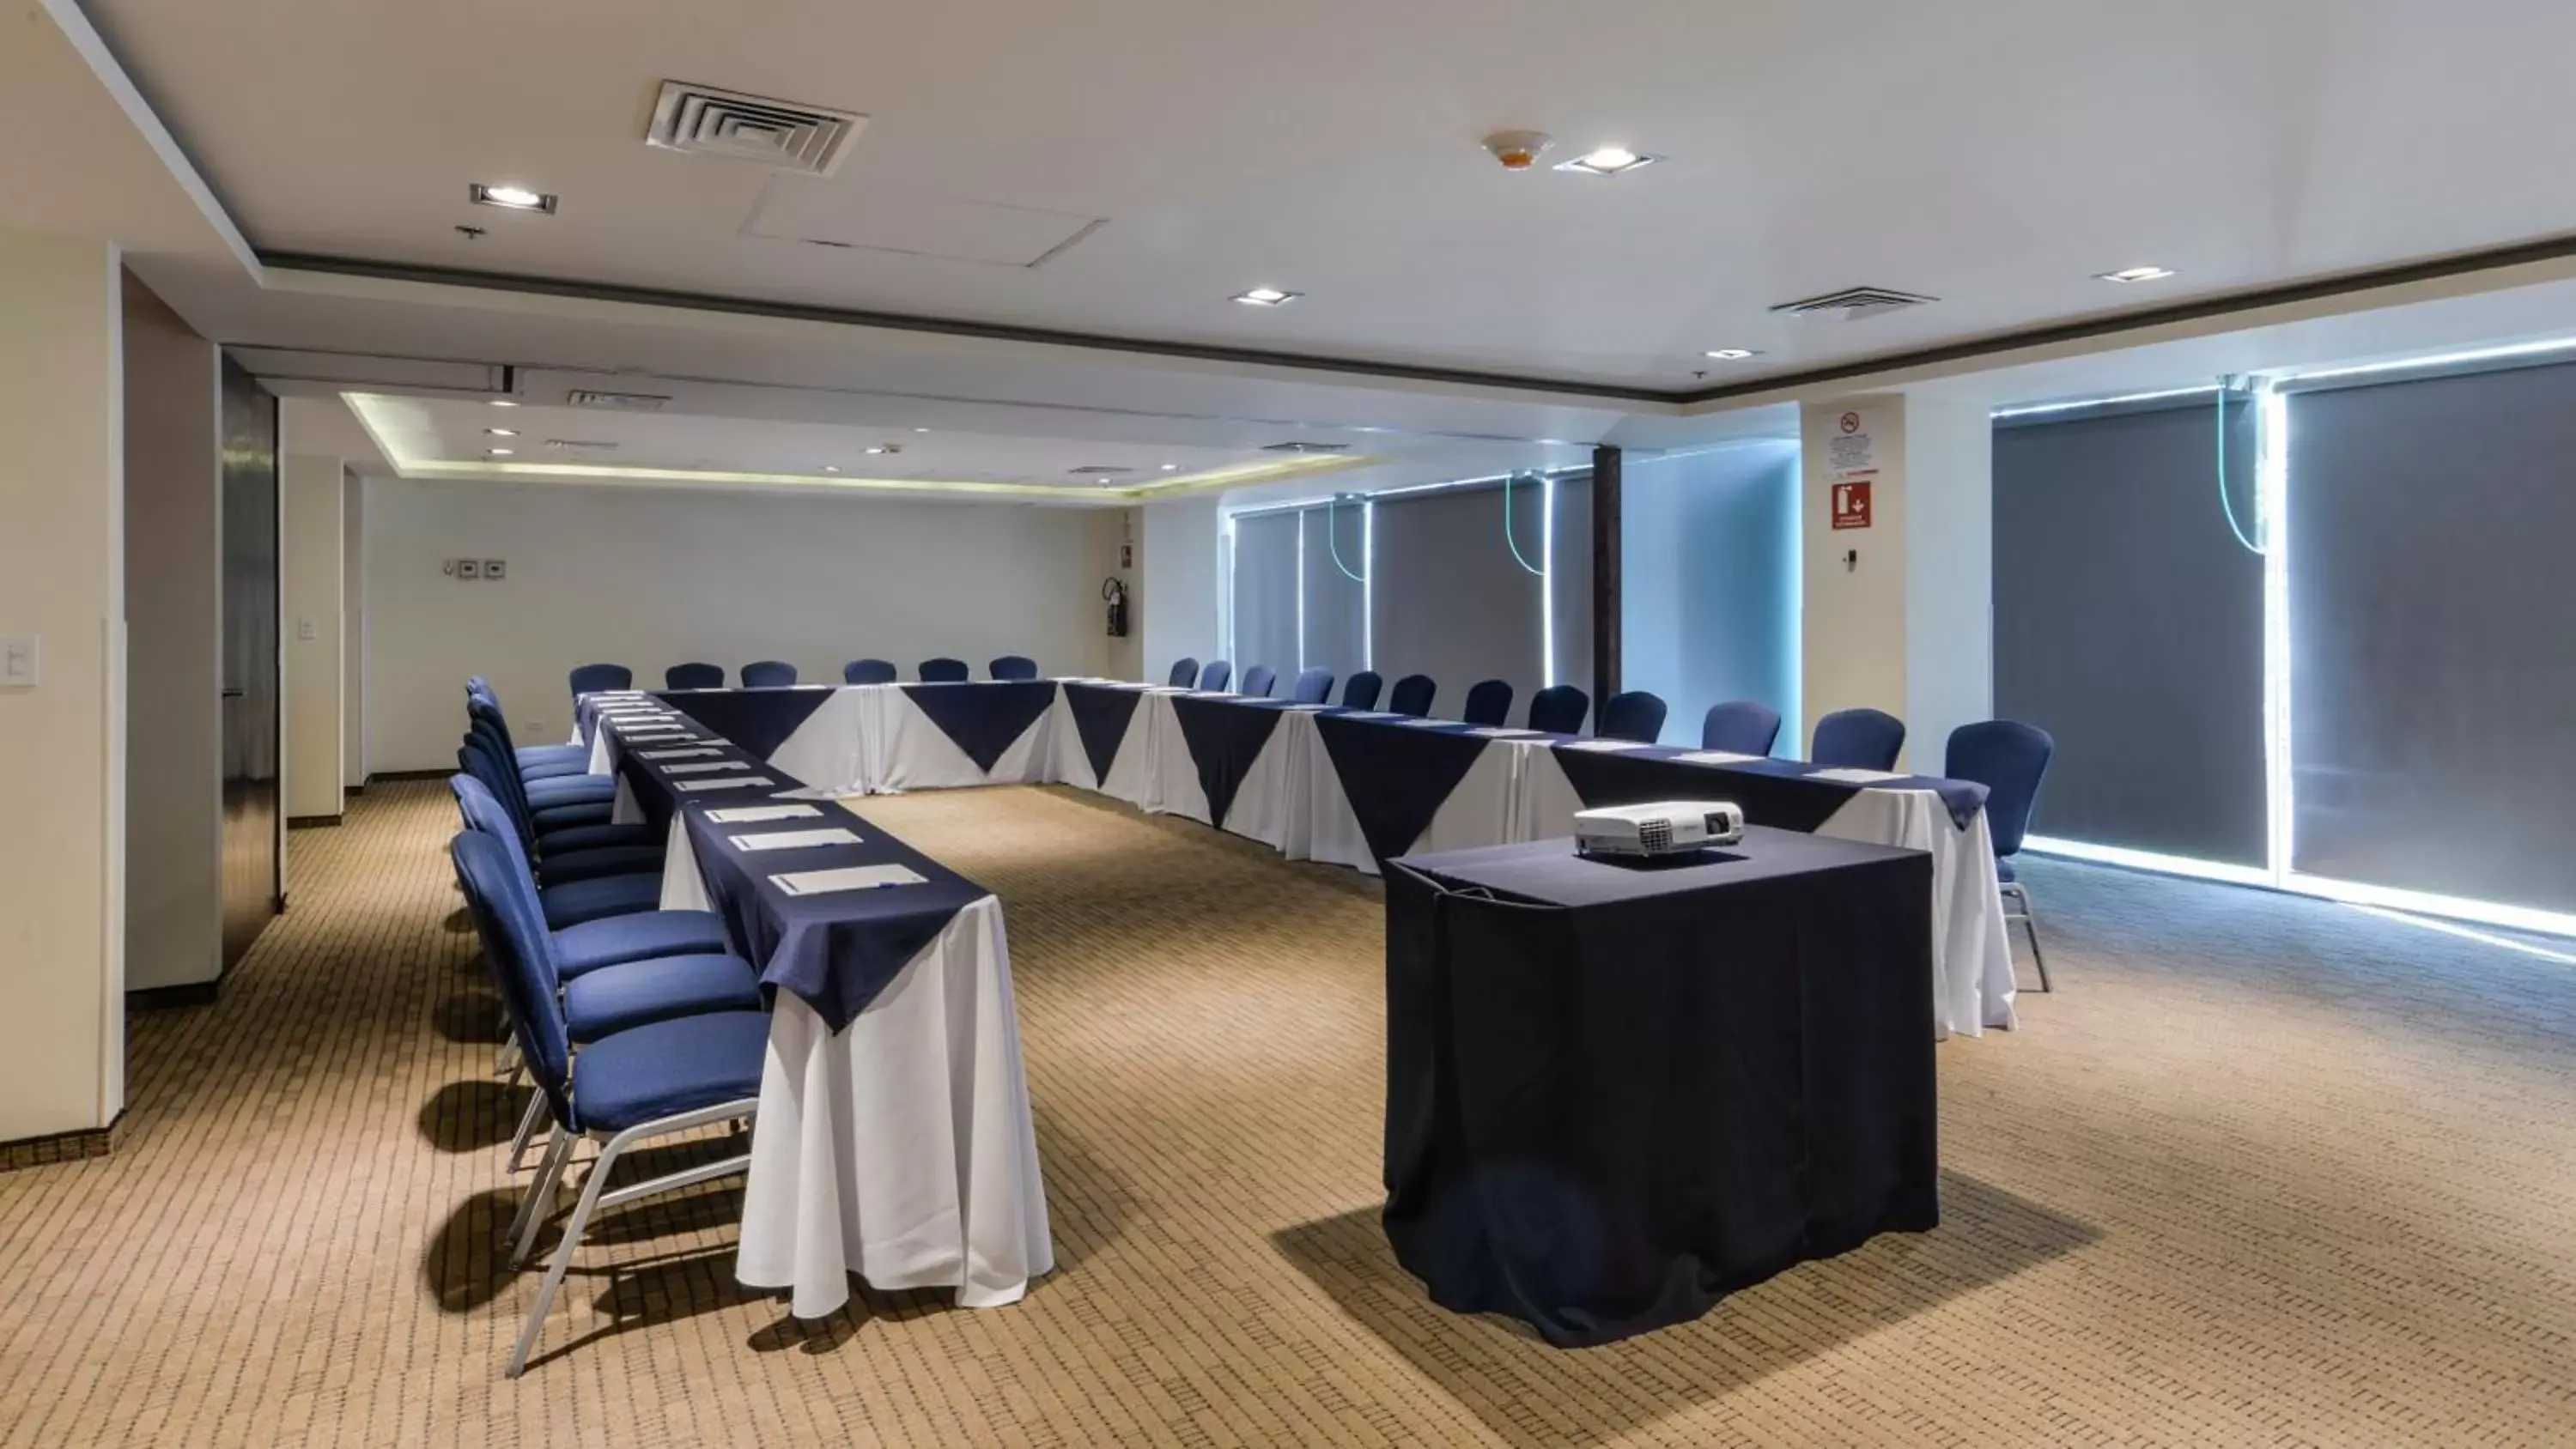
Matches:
[902,681,1060,773]
[1060,682,1146,785]
[1169,695,1288,828]
[655,686,836,760]
[1312,713,1493,865]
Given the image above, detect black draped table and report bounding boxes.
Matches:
[581,694,1051,1319]
[1382,829,1939,1346]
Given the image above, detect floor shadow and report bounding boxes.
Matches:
[1030,1102,1133,1276]
[1273,1168,2097,1449]
[441,906,476,935]
[422,1187,525,1312]
[417,1077,529,1153]
[431,988,507,1044]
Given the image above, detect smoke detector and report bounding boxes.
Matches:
[1482,130,1555,171]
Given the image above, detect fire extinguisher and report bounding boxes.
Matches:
[1101,578,1129,638]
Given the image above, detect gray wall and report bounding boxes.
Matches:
[1369,476,1588,723]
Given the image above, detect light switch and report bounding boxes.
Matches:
[296,619,318,641]
[0,635,37,687]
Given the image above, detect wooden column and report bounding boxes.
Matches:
[1591,445,1622,708]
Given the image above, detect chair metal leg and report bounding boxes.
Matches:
[505,1090,546,1173]
[507,1127,574,1268]
[510,1133,623,1378]
[2002,881,2050,992]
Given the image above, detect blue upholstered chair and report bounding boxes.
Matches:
[843,658,898,685]
[450,832,769,1378]
[566,663,632,703]
[467,691,590,779]
[1701,700,1783,755]
[453,755,659,930]
[1167,657,1200,688]
[1388,674,1436,718]
[1599,690,1669,743]
[450,778,724,974]
[1198,659,1232,692]
[1527,683,1589,735]
[1813,707,1906,772]
[1947,720,2058,991]
[918,658,971,682]
[1461,680,1514,727]
[1340,670,1384,710]
[989,655,1040,681]
[741,659,798,688]
[451,774,657,888]
[665,662,724,690]
[469,718,614,803]
[1291,667,1335,704]
[1241,664,1278,698]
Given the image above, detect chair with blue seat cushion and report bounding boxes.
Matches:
[452,774,660,889]
[1167,657,1200,688]
[567,663,632,703]
[1946,720,2057,991]
[1291,667,1335,704]
[1198,660,1232,692]
[741,659,799,688]
[450,772,658,929]
[1813,707,1906,772]
[989,655,1040,681]
[918,657,970,682]
[472,721,614,804]
[467,692,591,778]
[1701,700,1783,755]
[1388,674,1437,718]
[560,954,762,1043]
[1241,664,1278,698]
[1527,684,1588,735]
[450,833,768,1377]
[1340,670,1383,711]
[550,909,733,981]
[665,662,725,690]
[1461,680,1514,727]
[458,735,608,835]
[1599,690,1669,743]
[843,658,898,685]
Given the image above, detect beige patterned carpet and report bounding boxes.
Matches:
[2,779,2573,1446]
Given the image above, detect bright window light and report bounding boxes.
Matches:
[1540,474,1558,688]
[2022,835,2274,888]
[2282,335,2576,386]
[2260,386,2294,876]
[1363,499,1375,672]
[1990,385,2221,421]
[1296,512,1308,674]
[2346,905,2576,964]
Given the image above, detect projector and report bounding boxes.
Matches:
[1573,801,1746,858]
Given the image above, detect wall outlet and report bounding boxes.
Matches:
[0,635,36,687]
[455,559,481,579]
[483,559,507,580]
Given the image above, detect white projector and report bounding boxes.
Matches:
[1573,801,1746,858]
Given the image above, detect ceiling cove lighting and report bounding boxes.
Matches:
[487,447,513,456]
[1990,385,2222,421]
[2281,334,2576,387]
[489,398,519,408]
[2095,265,2177,284]
[1232,287,1302,307]
[470,183,558,214]
[484,427,518,437]
[1556,146,1661,177]
[1703,349,1761,361]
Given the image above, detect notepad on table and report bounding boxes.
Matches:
[1470,727,1545,738]
[638,747,723,760]
[769,785,843,802]
[704,803,822,824]
[1400,718,1457,729]
[675,775,773,791]
[1808,767,1910,784]
[1564,739,1651,753]
[1282,703,1331,711]
[1678,750,1765,766]
[729,828,862,852]
[661,761,749,774]
[1342,711,1401,720]
[770,864,928,895]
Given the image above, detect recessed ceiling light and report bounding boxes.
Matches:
[485,427,518,437]
[1704,348,1762,361]
[914,427,931,433]
[470,182,557,214]
[1233,287,1302,306]
[489,398,519,408]
[1556,146,1662,177]
[864,446,886,455]
[488,447,513,457]
[1161,464,1179,471]
[822,464,841,472]
[2096,265,2178,284]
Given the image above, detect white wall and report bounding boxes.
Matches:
[120,270,221,993]
[281,452,343,821]
[342,471,366,790]
[1080,506,1142,680]
[1801,396,1912,762]
[365,479,1102,771]
[0,231,125,1141]
[1140,494,1221,685]
[1902,397,1996,775]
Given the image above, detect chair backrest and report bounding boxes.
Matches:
[989,655,1039,681]
[1945,720,2055,858]
[1167,657,1200,687]
[1341,670,1384,710]
[1198,659,1231,692]
[742,659,798,688]
[1812,707,1906,772]
[842,658,898,685]
[1599,690,1669,743]
[665,662,724,690]
[465,693,517,753]
[457,737,537,846]
[1291,667,1335,704]
[1241,664,1277,698]
[568,663,632,700]
[1527,683,1589,735]
[1388,674,1437,717]
[1701,700,1783,755]
[918,657,970,682]
[1461,679,1514,727]
[451,832,574,1127]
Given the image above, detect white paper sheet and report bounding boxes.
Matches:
[730,828,864,852]
[1678,750,1766,765]
[705,803,823,823]
[676,775,775,791]
[638,747,723,760]
[662,761,750,774]
[1470,728,1546,738]
[1564,739,1652,752]
[771,864,928,895]
[1400,718,1459,729]
[1808,767,1911,784]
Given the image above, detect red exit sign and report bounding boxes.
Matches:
[1832,479,1873,530]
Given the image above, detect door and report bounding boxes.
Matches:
[218,355,280,967]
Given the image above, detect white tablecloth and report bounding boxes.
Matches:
[861,683,1057,793]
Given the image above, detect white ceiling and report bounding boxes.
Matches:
[78,0,2576,393]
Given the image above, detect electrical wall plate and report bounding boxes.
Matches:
[483,559,507,580]
[456,559,482,579]
[0,635,36,687]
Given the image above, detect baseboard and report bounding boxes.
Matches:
[344,782,366,797]
[287,814,343,830]
[367,769,453,784]
[128,978,222,1010]
[0,1113,123,1173]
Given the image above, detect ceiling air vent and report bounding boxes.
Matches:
[1068,465,1136,476]
[1770,286,1939,322]
[543,439,620,452]
[565,389,671,412]
[645,81,866,178]
[1261,441,1352,454]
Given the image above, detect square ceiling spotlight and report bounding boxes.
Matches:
[1233,287,1302,306]
[2096,265,2178,283]
[469,183,557,214]
[1555,147,1661,177]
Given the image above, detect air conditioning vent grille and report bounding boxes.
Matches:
[1261,441,1351,454]
[543,439,620,452]
[1771,286,1939,322]
[646,81,866,177]
[565,390,671,412]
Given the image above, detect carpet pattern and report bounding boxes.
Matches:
[1,779,2572,1446]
